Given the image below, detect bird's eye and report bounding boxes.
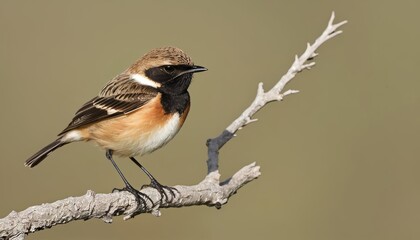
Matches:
[163,65,175,73]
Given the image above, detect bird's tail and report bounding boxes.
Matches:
[25,138,68,167]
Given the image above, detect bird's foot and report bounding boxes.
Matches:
[141,179,178,203]
[113,184,153,211]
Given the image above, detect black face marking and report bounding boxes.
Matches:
[145,64,206,114]
[163,65,175,74]
[145,65,195,84]
[160,92,190,115]
[159,74,192,96]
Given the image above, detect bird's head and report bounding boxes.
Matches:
[127,47,207,95]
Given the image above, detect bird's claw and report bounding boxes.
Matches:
[113,184,153,211]
[142,180,178,203]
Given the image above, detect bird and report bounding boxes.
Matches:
[25,46,207,207]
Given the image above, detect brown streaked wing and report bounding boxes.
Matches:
[58,74,159,135]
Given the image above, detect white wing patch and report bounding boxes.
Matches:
[94,103,119,115]
[131,73,161,88]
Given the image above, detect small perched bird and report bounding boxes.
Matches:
[25,47,207,206]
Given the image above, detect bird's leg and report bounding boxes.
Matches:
[129,156,178,202]
[105,150,153,210]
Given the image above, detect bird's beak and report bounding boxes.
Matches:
[172,65,207,80]
[189,65,208,73]
[180,65,207,75]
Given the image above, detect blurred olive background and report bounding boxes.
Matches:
[1,1,420,239]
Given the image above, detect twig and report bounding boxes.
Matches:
[0,12,346,240]
[207,12,347,173]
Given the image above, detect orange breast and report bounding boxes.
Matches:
[80,94,190,157]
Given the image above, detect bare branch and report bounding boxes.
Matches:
[0,163,260,239]
[209,12,347,170]
[0,12,346,240]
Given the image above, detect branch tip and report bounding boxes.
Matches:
[334,20,348,29]
[284,89,300,95]
[245,118,258,125]
[329,11,336,26]
[257,82,265,95]
[328,30,344,39]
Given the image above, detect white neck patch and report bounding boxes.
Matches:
[131,74,161,88]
